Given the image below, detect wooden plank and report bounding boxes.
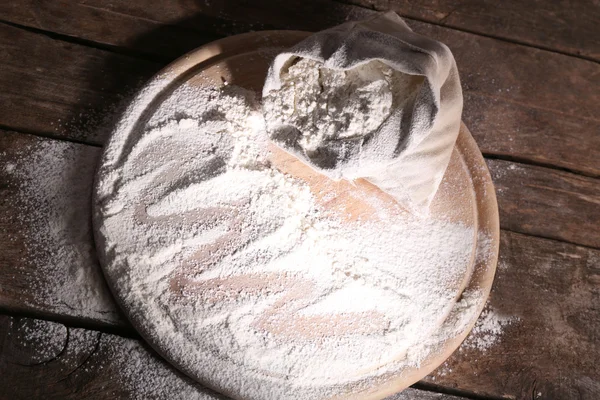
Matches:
[1,125,599,328]
[488,159,600,249]
[1,132,600,398]
[0,315,468,399]
[339,0,600,61]
[0,315,222,399]
[0,22,162,145]
[0,131,125,329]
[1,1,599,177]
[462,92,600,178]
[73,0,600,122]
[0,0,225,61]
[423,230,600,400]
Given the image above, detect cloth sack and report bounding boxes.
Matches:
[263,12,463,213]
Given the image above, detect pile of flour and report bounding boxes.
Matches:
[94,79,482,400]
[263,58,422,181]
[264,59,396,155]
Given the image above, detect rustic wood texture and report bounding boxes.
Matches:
[0,130,126,329]
[0,316,467,400]
[488,159,600,249]
[69,0,600,122]
[0,22,161,145]
[0,1,599,399]
[1,1,599,176]
[1,132,599,399]
[339,0,600,61]
[425,231,600,399]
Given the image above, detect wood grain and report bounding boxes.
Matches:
[0,315,469,400]
[462,92,600,178]
[0,130,126,330]
[0,22,162,145]
[0,0,224,61]
[488,159,600,249]
[1,130,599,399]
[75,0,600,122]
[339,0,600,61]
[1,1,599,176]
[424,231,600,399]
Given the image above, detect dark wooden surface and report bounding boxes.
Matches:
[340,0,600,62]
[1,1,599,176]
[0,315,466,400]
[0,1,599,399]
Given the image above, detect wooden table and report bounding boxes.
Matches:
[0,1,598,399]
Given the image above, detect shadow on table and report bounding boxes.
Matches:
[60,0,381,398]
[67,0,372,144]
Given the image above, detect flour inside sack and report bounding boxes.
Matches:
[263,58,422,178]
[262,12,463,213]
[94,79,479,400]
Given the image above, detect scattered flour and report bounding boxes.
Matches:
[99,334,221,399]
[10,318,67,364]
[462,305,519,352]
[5,316,220,399]
[7,315,463,400]
[1,139,120,324]
[94,77,485,400]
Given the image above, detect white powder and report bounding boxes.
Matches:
[6,316,444,400]
[264,59,395,153]
[10,318,68,364]
[5,316,219,399]
[99,334,220,399]
[462,306,519,352]
[1,139,121,324]
[263,58,422,182]
[95,78,483,399]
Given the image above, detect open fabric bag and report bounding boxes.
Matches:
[263,12,463,214]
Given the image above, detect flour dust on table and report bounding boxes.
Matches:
[1,140,118,323]
[263,12,464,214]
[94,78,481,399]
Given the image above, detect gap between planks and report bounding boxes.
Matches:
[1,3,599,178]
[331,0,600,65]
[0,311,503,400]
[0,19,171,64]
[0,123,103,148]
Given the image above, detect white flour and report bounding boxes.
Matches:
[11,318,68,364]
[264,59,395,154]
[1,139,120,324]
[462,306,519,352]
[4,316,219,399]
[94,78,486,400]
[263,58,422,183]
[6,315,502,400]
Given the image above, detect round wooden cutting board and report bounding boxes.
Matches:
[93,31,499,400]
